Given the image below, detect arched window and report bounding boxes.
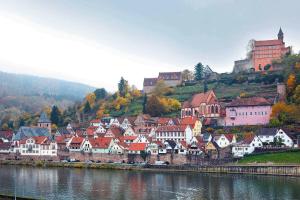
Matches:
[211,106,214,114]
[215,106,219,113]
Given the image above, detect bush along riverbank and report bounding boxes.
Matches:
[2,160,300,177]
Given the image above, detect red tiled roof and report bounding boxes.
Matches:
[70,137,84,144]
[254,39,283,47]
[20,136,48,145]
[86,126,98,136]
[89,137,112,149]
[227,97,272,107]
[181,117,198,127]
[224,134,235,142]
[183,90,217,108]
[128,143,147,151]
[242,134,255,145]
[156,125,187,132]
[120,136,138,141]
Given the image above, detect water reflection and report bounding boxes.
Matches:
[0,165,300,200]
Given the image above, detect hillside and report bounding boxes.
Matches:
[0,71,95,120]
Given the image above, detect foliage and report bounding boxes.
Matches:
[194,62,204,81]
[118,77,129,98]
[287,74,296,95]
[264,64,271,71]
[85,93,96,108]
[271,102,300,125]
[83,101,91,113]
[145,95,180,117]
[293,85,300,105]
[182,69,194,81]
[50,105,62,126]
[140,151,149,162]
[51,124,58,132]
[142,94,147,114]
[152,80,173,96]
[269,118,282,127]
[94,88,107,100]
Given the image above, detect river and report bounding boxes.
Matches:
[0,165,300,200]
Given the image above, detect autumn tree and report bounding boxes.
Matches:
[287,74,296,95]
[194,62,204,81]
[182,69,194,81]
[152,80,173,96]
[130,85,142,98]
[85,93,96,108]
[293,85,300,105]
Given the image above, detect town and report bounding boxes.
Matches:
[0,28,300,165]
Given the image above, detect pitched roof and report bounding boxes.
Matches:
[0,130,13,140]
[256,128,277,136]
[143,78,158,86]
[224,134,235,142]
[128,143,147,151]
[181,117,198,127]
[38,112,51,123]
[156,125,187,132]
[13,126,50,141]
[70,137,84,144]
[227,97,272,107]
[183,90,217,108]
[89,137,112,149]
[254,39,283,47]
[20,136,48,145]
[158,72,182,80]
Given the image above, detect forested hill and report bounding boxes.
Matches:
[0,71,95,100]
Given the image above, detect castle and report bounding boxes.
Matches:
[233,28,291,73]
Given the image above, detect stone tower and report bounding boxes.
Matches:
[37,112,52,133]
[278,27,284,41]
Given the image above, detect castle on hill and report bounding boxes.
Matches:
[233,28,291,73]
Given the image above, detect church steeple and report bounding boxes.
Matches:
[278,27,284,41]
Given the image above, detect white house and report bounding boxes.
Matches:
[123,127,137,136]
[155,125,193,142]
[274,129,294,147]
[232,135,263,157]
[19,136,57,156]
[213,134,231,148]
[133,134,149,143]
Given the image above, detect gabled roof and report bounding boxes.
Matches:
[70,137,84,144]
[38,112,51,123]
[128,143,147,151]
[182,90,217,108]
[158,72,182,80]
[20,136,48,145]
[156,125,187,132]
[89,137,112,149]
[256,128,277,136]
[13,127,50,141]
[143,78,158,86]
[224,134,235,142]
[181,117,198,127]
[227,97,272,107]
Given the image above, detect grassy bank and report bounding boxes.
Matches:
[239,151,300,164]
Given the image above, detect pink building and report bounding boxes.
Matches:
[224,97,272,126]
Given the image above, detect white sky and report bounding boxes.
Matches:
[0,13,177,91]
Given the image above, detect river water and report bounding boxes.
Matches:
[0,165,300,200]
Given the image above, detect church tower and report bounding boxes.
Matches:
[278,27,284,41]
[37,112,52,133]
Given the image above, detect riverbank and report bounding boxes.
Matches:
[1,160,300,177]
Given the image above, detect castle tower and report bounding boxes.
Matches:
[278,27,284,41]
[37,112,52,133]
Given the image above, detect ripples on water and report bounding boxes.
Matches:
[0,165,300,200]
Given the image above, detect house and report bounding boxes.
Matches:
[224,97,272,126]
[104,127,123,138]
[0,142,12,154]
[120,135,138,144]
[155,125,193,142]
[224,134,237,145]
[55,135,72,151]
[143,72,182,93]
[176,141,188,155]
[181,90,220,118]
[123,127,137,136]
[0,130,13,142]
[232,134,263,157]
[274,129,294,147]
[205,141,219,159]
[213,134,231,148]
[81,137,113,153]
[19,136,57,156]
[90,119,103,127]
[119,117,136,130]
[133,134,149,143]
[256,128,294,147]
[109,140,128,154]
[180,116,202,136]
[128,143,147,154]
[68,137,84,152]
[94,125,106,135]
[146,142,159,155]
[157,118,180,126]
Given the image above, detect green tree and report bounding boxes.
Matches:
[140,151,149,162]
[152,80,173,96]
[83,101,91,114]
[194,62,204,81]
[94,88,107,100]
[118,77,129,97]
[293,85,300,105]
[142,94,147,114]
[50,105,62,126]
[146,95,163,116]
[264,64,271,71]
[203,79,208,93]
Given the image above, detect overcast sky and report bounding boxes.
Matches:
[0,0,299,91]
